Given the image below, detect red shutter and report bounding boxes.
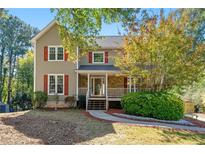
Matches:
[124,77,128,88]
[105,51,108,63]
[44,74,48,94]
[64,75,69,96]
[44,46,48,61]
[88,52,92,63]
[64,51,68,61]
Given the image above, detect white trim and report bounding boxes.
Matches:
[87,73,90,95]
[75,70,120,73]
[106,73,108,110]
[48,74,64,96]
[129,76,132,92]
[48,45,64,61]
[134,78,136,92]
[31,20,57,43]
[90,76,105,96]
[92,51,105,64]
[76,46,79,69]
[33,41,36,92]
[76,72,79,101]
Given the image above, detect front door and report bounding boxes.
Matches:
[91,77,105,96]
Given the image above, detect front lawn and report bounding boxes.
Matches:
[0,109,205,144]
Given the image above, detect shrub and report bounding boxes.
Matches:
[32,91,48,108]
[121,91,184,120]
[10,92,33,111]
[64,96,76,108]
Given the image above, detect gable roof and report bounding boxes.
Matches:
[31,20,57,43]
[31,20,124,48]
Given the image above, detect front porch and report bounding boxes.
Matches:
[77,72,131,110]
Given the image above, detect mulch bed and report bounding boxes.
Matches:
[106,109,124,114]
[0,114,84,144]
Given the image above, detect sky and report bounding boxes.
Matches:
[7,8,124,36]
[7,8,173,36]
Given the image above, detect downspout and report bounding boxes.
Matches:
[33,41,36,92]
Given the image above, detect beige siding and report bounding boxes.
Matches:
[79,49,122,65]
[34,22,125,107]
[35,24,76,101]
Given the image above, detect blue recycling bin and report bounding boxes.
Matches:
[0,103,9,113]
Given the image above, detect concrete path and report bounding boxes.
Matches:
[185,113,205,122]
[113,113,194,125]
[88,110,205,133]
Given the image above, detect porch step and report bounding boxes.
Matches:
[87,100,106,110]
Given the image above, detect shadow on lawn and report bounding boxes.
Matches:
[1,109,116,145]
[159,129,205,144]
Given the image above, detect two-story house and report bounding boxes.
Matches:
[32,20,135,110]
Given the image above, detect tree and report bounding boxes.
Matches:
[16,51,34,94]
[0,14,38,103]
[52,8,139,61]
[177,9,205,45]
[115,9,205,91]
[0,10,9,102]
[0,9,8,19]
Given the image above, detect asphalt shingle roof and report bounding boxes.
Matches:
[78,65,120,71]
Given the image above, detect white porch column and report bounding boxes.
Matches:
[75,46,79,107]
[134,78,136,92]
[105,73,108,110]
[87,73,90,95]
[129,76,132,92]
[86,73,90,111]
[76,72,79,101]
[76,46,79,69]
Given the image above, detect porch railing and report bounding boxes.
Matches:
[107,88,129,98]
[79,87,87,96]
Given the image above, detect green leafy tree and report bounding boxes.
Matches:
[177,9,205,45]
[16,51,34,94]
[0,14,38,103]
[0,9,8,19]
[115,9,205,91]
[52,8,139,61]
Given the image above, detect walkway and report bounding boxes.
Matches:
[88,110,205,133]
[185,113,205,123]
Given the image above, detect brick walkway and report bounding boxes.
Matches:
[88,110,205,133]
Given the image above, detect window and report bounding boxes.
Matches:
[48,74,64,95]
[57,47,64,60]
[93,52,104,63]
[57,76,63,94]
[49,47,56,60]
[48,46,64,61]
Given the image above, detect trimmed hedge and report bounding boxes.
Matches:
[121,92,184,120]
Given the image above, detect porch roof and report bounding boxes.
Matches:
[76,65,120,73]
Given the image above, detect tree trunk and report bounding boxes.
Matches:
[0,47,5,102]
[7,50,16,104]
[7,58,12,104]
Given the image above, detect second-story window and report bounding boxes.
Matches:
[93,51,104,63]
[48,46,64,61]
